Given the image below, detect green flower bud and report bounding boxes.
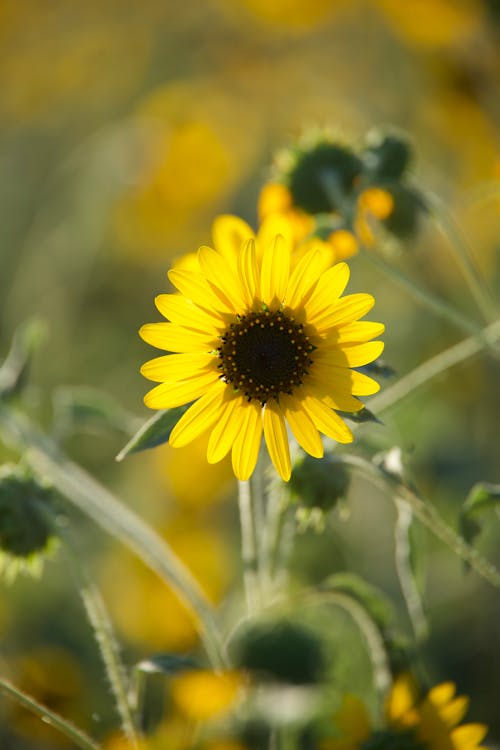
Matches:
[0,464,59,579]
[284,141,363,214]
[290,454,350,513]
[362,131,413,181]
[231,619,325,685]
[380,183,425,239]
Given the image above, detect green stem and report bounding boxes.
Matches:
[394,498,428,642]
[301,590,391,697]
[0,677,100,750]
[80,583,139,745]
[0,404,225,669]
[362,249,500,360]
[423,188,498,322]
[238,478,262,615]
[342,455,500,589]
[369,318,500,415]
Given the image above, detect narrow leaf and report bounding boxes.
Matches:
[116,405,189,461]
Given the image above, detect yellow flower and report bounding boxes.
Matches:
[170,669,243,721]
[324,674,489,750]
[140,215,383,482]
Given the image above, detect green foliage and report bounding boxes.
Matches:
[115,405,189,461]
[0,319,46,401]
[460,482,500,545]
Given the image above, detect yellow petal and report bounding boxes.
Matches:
[198,245,247,313]
[303,262,351,323]
[260,234,290,306]
[263,400,291,481]
[426,682,456,707]
[301,392,354,444]
[168,268,233,314]
[257,213,294,260]
[450,723,488,748]
[316,341,384,368]
[207,396,242,464]
[212,214,254,262]
[386,674,417,723]
[306,371,365,412]
[238,238,259,306]
[231,400,263,480]
[140,353,215,383]
[309,293,375,332]
[169,381,227,447]
[139,323,217,353]
[144,370,219,409]
[350,369,380,396]
[332,321,385,344]
[284,246,329,310]
[437,696,470,728]
[279,393,324,458]
[155,294,224,331]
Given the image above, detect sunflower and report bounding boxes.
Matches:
[139,215,384,481]
[323,674,489,750]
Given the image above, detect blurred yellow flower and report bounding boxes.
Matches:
[324,674,489,750]
[170,669,243,721]
[234,0,347,30]
[140,214,384,481]
[354,187,395,248]
[156,432,235,509]
[100,519,233,652]
[112,79,260,259]
[374,0,483,48]
[0,0,151,124]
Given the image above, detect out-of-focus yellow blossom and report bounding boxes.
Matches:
[5,647,87,746]
[258,183,315,244]
[323,674,489,750]
[100,520,233,652]
[327,229,359,261]
[112,79,260,259]
[170,669,244,721]
[234,0,345,30]
[0,0,151,124]
[157,433,235,508]
[374,0,483,48]
[103,734,149,750]
[354,187,394,247]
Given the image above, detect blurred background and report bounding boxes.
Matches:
[0,0,499,747]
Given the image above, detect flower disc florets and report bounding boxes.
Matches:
[217,309,315,405]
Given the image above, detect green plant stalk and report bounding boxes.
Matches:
[0,677,100,750]
[369,318,500,415]
[394,498,428,642]
[342,455,500,590]
[0,404,225,669]
[301,590,391,698]
[362,249,500,360]
[80,583,139,745]
[238,478,261,615]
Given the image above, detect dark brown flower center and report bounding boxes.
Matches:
[217,309,315,405]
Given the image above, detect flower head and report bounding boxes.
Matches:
[324,674,489,750]
[140,215,383,481]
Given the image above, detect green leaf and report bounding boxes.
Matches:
[52,386,141,440]
[0,319,47,400]
[336,407,382,424]
[115,405,189,461]
[320,572,394,629]
[460,482,500,545]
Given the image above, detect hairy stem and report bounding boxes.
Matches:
[0,677,100,750]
